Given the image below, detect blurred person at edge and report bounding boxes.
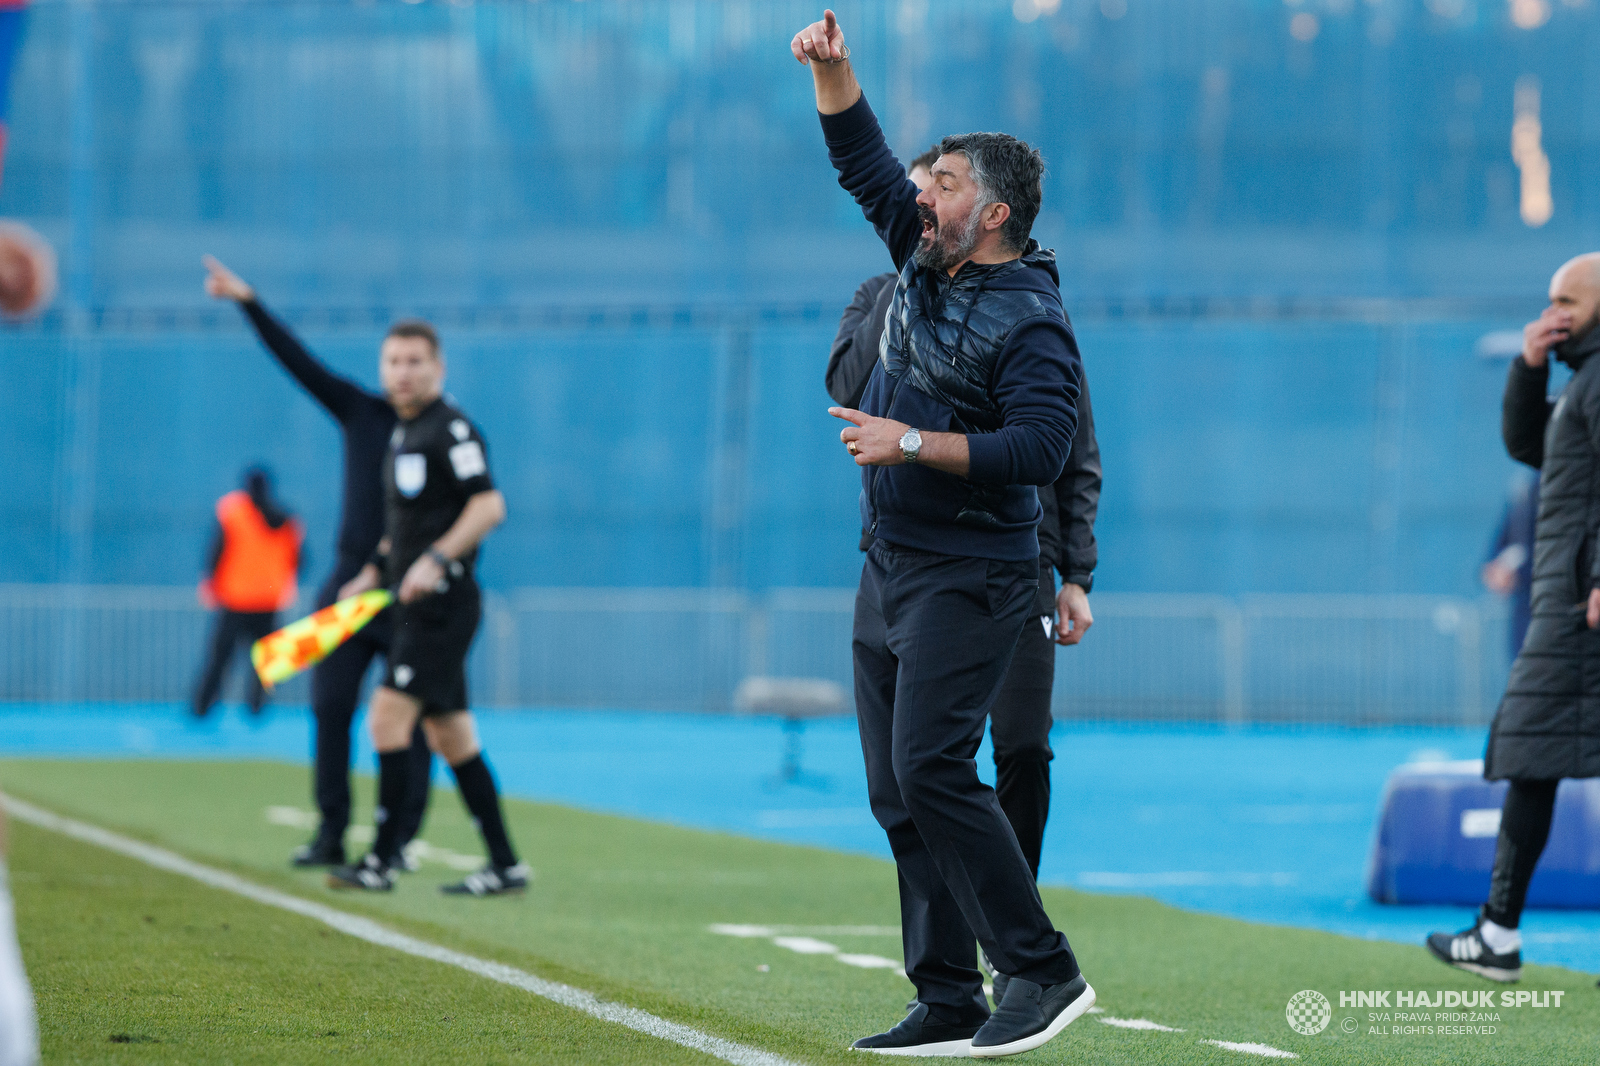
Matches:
[0,798,39,1066]
[193,466,305,719]
[1427,254,1600,988]
[828,147,1102,889]
[0,0,54,321]
[0,13,47,1060]
[1481,473,1539,658]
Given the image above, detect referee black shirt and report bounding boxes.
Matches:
[381,396,495,582]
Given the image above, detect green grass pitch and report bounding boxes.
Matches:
[3,759,1595,1065]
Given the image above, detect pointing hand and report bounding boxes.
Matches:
[202,255,255,303]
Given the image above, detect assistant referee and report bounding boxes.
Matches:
[327,322,526,896]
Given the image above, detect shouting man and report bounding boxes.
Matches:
[793,10,1094,1059]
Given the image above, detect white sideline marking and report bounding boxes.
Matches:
[7,797,800,1066]
[1201,1040,1298,1059]
[1099,1016,1183,1031]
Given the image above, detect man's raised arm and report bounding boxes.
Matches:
[791,9,859,114]
[203,255,364,423]
[792,10,922,270]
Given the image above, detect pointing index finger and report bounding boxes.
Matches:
[829,406,870,426]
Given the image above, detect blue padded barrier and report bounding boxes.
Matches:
[1366,760,1600,908]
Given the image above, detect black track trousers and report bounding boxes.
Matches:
[854,541,1078,1022]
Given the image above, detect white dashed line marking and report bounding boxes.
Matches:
[712,924,907,978]
[1099,1016,1184,1031]
[1201,1039,1299,1058]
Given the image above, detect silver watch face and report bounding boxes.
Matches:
[900,427,922,462]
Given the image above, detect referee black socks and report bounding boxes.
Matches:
[371,748,412,865]
[451,753,518,869]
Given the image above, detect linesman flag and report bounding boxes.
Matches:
[251,589,392,689]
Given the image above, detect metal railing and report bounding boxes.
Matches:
[0,585,1511,725]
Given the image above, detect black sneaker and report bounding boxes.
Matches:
[291,837,344,868]
[325,853,396,892]
[441,862,530,896]
[969,974,1095,1059]
[851,1002,984,1057]
[1426,916,1521,982]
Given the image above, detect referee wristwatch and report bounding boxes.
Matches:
[899,427,922,464]
[426,547,463,577]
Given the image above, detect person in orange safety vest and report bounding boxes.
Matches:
[194,466,305,718]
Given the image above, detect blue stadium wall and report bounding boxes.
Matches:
[3,0,1597,595]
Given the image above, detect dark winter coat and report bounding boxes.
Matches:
[1487,330,1600,781]
[828,272,1101,590]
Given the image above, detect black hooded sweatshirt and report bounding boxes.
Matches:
[821,95,1081,561]
[830,272,1101,590]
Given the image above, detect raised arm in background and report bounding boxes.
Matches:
[204,255,367,423]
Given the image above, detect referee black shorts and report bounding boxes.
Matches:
[382,575,480,716]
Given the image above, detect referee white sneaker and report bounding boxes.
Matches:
[441,862,530,897]
[325,853,396,892]
[1426,916,1521,982]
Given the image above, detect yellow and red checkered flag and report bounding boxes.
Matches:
[251,589,392,689]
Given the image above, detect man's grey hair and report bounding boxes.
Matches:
[936,132,1045,252]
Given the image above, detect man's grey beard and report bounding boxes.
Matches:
[913,199,986,272]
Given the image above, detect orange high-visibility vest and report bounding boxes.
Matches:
[211,490,302,612]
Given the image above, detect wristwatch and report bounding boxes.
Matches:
[426,547,462,576]
[899,427,922,464]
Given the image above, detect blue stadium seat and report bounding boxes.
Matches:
[1366,760,1600,908]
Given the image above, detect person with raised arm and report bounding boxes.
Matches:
[792,11,1094,1058]
[204,258,433,869]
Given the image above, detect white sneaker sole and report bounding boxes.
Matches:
[851,1036,973,1057]
[1446,960,1520,983]
[968,982,1096,1059]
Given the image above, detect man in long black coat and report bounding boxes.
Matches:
[1427,253,1600,983]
